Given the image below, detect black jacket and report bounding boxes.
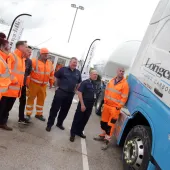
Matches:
[24,58,32,85]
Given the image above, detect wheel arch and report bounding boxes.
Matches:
[118,110,154,150]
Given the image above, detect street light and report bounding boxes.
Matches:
[68,4,84,43]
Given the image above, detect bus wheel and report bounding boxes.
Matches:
[123,125,152,170]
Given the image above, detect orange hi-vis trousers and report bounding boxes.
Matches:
[100,104,120,140]
[26,81,47,116]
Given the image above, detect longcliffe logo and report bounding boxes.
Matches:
[9,20,21,49]
[145,58,170,80]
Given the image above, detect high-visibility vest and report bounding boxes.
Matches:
[104,77,129,108]
[28,57,54,86]
[0,54,11,99]
[3,49,25,98]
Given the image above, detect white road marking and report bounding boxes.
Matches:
[81,138,89,170]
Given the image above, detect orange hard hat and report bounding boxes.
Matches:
[40,48,49,54]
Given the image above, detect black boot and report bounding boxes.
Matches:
[56,124,65,130]
[46,126,51,132]
[70,134,75,142]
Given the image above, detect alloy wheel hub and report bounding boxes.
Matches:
[123,138,144,170]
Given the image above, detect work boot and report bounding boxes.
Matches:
[25,115,31,121]
[18,119,30,125]
[35,115,46,121]
[0,124,13,131]
[70,135,75,142]
[93,135,105,141]
[77,133,86,139]
[101,140,110,150]
[46,126,51,132]
[56,124,65,130]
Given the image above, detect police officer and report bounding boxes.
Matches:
[46,57,82,132]
[70,70,98,142]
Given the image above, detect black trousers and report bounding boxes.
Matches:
[100,121,112,135]
[19,85,26,120]
[0,96,16,125]
[47,89,74,127]
[70,100,94,136]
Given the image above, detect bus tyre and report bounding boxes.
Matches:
[123,125,152,170]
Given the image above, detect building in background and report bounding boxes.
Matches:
[30,46,81,72]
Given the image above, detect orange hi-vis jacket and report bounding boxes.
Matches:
[3,49,25,98]
[0,51,12,99]
[104,77,129,108]
[27,57,54,86]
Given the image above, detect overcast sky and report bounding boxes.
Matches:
[0,0,160,63]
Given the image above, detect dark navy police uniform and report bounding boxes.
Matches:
[47,66,81,128]
[70,79,96,136]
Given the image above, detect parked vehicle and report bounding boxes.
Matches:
[94,40,141,116]
[114,1,170,169]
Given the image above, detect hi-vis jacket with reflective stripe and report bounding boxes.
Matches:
[27,57,54,86]
[104,77,129,108]
[3,49,25,98]
[0,50,12,99]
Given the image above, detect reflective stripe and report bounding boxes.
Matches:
[31,78,42,83]
[26,111,32,113]
[106,87,121,94]
[11,53,25,75]
[105,95,119,102]
[49,77,53,79]
[120,100,125,105]
[36,105,43,108]
[31,78,48,84]
[0,72,10,78]
[121,94,128,98]
[13,70,25,74]
[34,58,51,75]
[0,56,10,78]
[36,110,43,113]
[106,87,128,99]
[26,105,33,108]
[34,71,50,75]
[105,95,125,105]
[0,87,8,92]
[9,86,20,90]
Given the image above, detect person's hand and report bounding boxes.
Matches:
[81,105,86,112]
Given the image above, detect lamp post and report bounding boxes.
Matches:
[68,4,84,43]
[7,13,32,40]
